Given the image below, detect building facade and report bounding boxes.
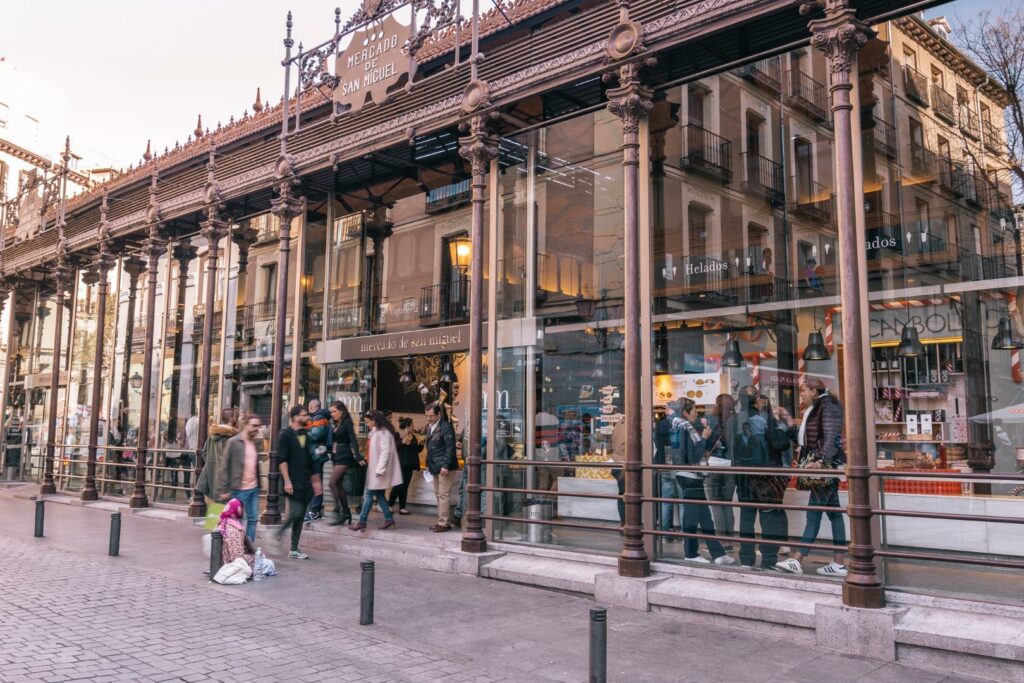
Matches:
[0,0,1021,610]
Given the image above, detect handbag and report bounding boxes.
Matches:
[795,450,836,490]
[748,474,787,503]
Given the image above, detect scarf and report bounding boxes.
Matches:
[679,418,702,446]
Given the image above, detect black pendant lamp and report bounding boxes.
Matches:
[802,329,831,361]
[439,355,458,384]
[722,335,744,368]
[991,316,1024,350]
[896,323,925,358]
[654,325,670,375]
[398,356,417,384]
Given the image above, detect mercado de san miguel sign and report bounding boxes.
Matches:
[334,10,409,114]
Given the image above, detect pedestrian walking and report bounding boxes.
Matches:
[327,401,362,526]
[423,402,458,532]
[349,410,402,531]
[219,414,263,541]
[677,399,734,565]
[196,409,239,507]
[304,398,332,522]
[275,405,314,559]
[388,417,422,515]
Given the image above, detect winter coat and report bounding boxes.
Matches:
[803,392,845,467]
[424,420,458,475]
[195,424,239,500]
[217,434,262,497]
[397,434,423,471]
[365,428,404,490]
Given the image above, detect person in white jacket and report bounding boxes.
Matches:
[349,410,403,531]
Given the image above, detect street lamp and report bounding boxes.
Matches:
[448,236,472,274]
[129,371,144,392]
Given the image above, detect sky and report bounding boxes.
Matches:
[0,0,1016,170]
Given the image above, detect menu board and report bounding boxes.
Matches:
[653,372,722,406]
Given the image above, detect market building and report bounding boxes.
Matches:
[0,0,1022,663]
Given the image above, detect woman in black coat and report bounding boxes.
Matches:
[328,402,363,526]
[388,417,423,514]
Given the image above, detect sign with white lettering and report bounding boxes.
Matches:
[317,324,484,362]
[334,12,408,114]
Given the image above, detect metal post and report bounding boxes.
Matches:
[806,2,883,608]
[34,499,44,537]
[108,512,121,556]
[40,270,67,496]
[606,41,653,578]
[209,530,223,579]
[459,114,498,554]
[360,559,375,625]
[589,607,607,683]
[84,202,115,501]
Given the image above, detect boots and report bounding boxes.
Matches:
[329,508,352,526]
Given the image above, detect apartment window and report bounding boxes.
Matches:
[930,66,944,87]
[261,263,278,303]
[956,85,969,106]
[909,118,925,148]
[903,47,917,70]
[0,161,7,196]
[746,112,764,156]
[794,137,813,197]
[980,103,991,124]
[687,86,706,128]
[937,136,951,161]
[687,204,708,257]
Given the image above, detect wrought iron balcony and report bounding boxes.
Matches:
[958,107,980,140]
[789,178,834,223]
[738,56,782,93]
[787,71,828,122]
[937,158,966,197]
[250,214,279,245]
[931,85,956,125]
[909,142,936,179]
[419,277,470,327]
[425,179,471,214]
[903,65,929,107]
[680,124,732,184]
[983,119,1003,154]
[325,297,363,339]
[740,152,784,205]
[870,116,897,159]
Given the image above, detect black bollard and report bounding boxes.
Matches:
[108,512,121,557]
[589,607,607,683]
[209,531,223,581]
[360,560,375,625]
[34,500,44,538]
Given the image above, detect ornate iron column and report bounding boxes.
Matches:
[459,112,498,554]
[82,195,115,501]
[189,151,228,518]
[605,7,654,578]
[131,173,165,508]
[164,243,196,450]
[805,0,882,608]
[260,157,303,526]
[118,258,145,451]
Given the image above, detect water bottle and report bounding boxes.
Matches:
[254,547,264,582]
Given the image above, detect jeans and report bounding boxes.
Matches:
[279,488,313,552]
[738,499,788,567]
[612,469,625,524]
[679,482,725,560]
[388,466,417,509]
[659,473,683,531]
[797,484,846,557]
[359,488,394,523]
[703,472,736,541]
[231,487,260,542]
[454,463,487,519]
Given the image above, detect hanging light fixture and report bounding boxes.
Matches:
[721,335,744,368]
[575,292,596,320]
[439,355,458,384]
[447,236,472,274]
[398,356,417,384]
[802,329,831,361]
[991,316,1024,350]
[129,371,144,391]
[654,325,670,375]
[896,323,925,358]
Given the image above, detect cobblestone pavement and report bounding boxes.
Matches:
[0,493,990,682]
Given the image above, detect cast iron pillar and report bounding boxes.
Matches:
[458,112,499,554]
[82,199,115,501]
[805,0,883,608]
[118,258,145,454]
[260,156,303,526]
[40,267,70,495]
[165,243,196,450]
[132,173,164,509]
[189,153,228,518]
[605,8,654,578]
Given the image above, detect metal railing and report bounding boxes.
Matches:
[788,71,828,122]
[983,119,1003,154]
[903,65,929,106]
[959,106,980,140]
[738,56,782,93]
[741,152,784,205]
[909,142,936,179]
[325,297,363,338]
[937,158,965,197]
[789,178,833,223]
[871,116,897,158]
[931,84,956,124]
[425,179,472,214]
[680,124,732,184]
[419,278,470,326]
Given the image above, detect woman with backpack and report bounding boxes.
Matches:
[775,379,848,577]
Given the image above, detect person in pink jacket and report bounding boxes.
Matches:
[349,410,403,531]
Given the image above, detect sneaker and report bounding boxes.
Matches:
[780,546,791,555]
[713,555,736,565]
[816,562,848,577]
[288,551,309,560]
[303,511,316,523]
[683,555,711,564]
[738,565,755,571]
[774,558,803,574]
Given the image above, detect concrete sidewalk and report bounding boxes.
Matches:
[0,490,985,683]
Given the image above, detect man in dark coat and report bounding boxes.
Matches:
[423,402,458,532]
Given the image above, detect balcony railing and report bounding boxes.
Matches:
[871,116,897,158]
[789,178,834,223]
[937,158,965,197]
[325,295,363,339]
[958,107,980,140]
[931,85,956,124]
[425,179,472,214]
[680,124,732,184]
[909,142,936,179]
[251,214,279,244]
[419,278,470,327]
[903,65,929,107]
[738,56,782,93]
[788,71,828,122]
[741,152,784,205]
[983,119,1003,154]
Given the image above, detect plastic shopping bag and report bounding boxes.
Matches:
[202,533,212,559]
[213,557,252,585]
[204,502,225,531]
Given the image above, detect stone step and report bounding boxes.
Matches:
[296,526,460,573]
[480,554,606,595]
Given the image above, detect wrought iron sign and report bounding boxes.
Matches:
[335,10,410,114]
